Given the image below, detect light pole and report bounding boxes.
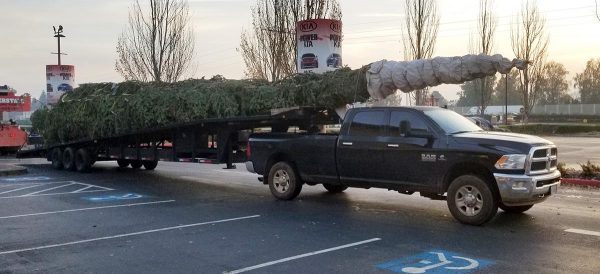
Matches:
[505,74,508,125]
[52,25,66,65]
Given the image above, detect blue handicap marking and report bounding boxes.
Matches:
[2,176,52,182]
[84,193,145,202]
[376,249,494,274]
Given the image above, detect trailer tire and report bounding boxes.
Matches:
[130,160,143,169]
[62,147,76,171]
[142,160,158,170]
[446,175,498,226]
[75,148,92,173]
[323,183,347,193]
[117,159,130,168]
[51,148,63,170]
[268,162,302,200]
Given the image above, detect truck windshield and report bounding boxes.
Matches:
[423,109,483,134]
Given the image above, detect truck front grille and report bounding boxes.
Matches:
[527,145,558,175]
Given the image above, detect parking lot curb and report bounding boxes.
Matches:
[0,165,28,177]
[561,178,600,188]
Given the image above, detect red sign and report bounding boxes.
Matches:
[0,94,31,112]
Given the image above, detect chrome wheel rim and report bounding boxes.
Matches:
[455,185,484,217]
[273,170,290,193]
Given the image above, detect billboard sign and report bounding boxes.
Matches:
[46,65,75,105]
[0,86,31,112]
[296,19,342,74]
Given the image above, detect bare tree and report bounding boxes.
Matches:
[116,0,195,83]
[470,0,497,116]
[239,0,341,81]
[510,0,548,123]
[401,0,440,105]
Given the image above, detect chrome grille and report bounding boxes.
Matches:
[527,145,558,175]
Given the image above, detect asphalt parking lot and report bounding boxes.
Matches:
[1,160,599,273]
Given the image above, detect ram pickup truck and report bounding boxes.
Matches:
[246,106,561,225]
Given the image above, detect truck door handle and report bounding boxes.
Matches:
[387,144,399,148]
[342,142,353,146]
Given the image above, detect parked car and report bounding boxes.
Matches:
[301,53,318,69]
[467,116,508,132]
[326,53,342,68]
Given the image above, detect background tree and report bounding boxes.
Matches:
[574,58,600,104]
[457,75,497,107]
[401,0,440,105]
[115,0,195,83]
[537,61,569,104]
[491,70,522,105]
[239,0,341,81]
[469,0,496,115]
[510,0,549,123]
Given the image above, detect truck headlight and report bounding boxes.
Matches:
[495,154,527,170]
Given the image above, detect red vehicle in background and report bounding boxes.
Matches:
[300,53,319,69]
[0,85,31,154]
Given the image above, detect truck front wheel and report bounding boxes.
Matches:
[447,175,498,225]
[499,203,534,213]
[323,183,347,193]
[268,162,302,200]
[142,160,158,170]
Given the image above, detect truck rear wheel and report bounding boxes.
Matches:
[268,162,302,200]
[117,159,130,168]
[447,175,498,225]
[499,203,534,213]
[323,183,347,193]
[130,160,143,169]
[51,148,63,170]
[75,148,92,173]
[62,147,76,171]
[142,160,158,170]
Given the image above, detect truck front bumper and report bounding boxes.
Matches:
[494,170,561,206]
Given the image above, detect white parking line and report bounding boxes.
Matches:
[224,238,382,274]
[565,229,600,237]
[0,215,260,255]
[22,182,76,196]
[0,184,43,195]
[0,200,176,219]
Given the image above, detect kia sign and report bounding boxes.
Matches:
[46,65,75,105]
[296,19,342,74]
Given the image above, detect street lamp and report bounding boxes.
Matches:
[505,73,508,125]
[52,25,66,65]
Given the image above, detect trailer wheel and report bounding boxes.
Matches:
[499,203,534,213]
[322,183,347,193]
[117,159,130,168]
[142,160,158,170]
[268,162,302,200]
[130,160,143,169]
[75,148,92,173]
[62,147,76,171]
[51,148,63,170]
[447,175,498,225]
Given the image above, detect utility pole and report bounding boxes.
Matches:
[505,74,508,125]
[52,25,66,65]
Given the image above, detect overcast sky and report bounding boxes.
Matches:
[1,0,599,101]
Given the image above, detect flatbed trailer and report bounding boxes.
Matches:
[17,107,338,172]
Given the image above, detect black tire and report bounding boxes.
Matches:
[446,175,498,226]
[142,160,158,170]
[268,162,303,200]
[75,148,92,173]
[117,159,130,168]
[323,183,348,193]
[130,160,143,169]
[51,148,63,170]
[62,147,76,171]
[499,203,534,213]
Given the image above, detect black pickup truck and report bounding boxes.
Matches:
[246,106,561,225]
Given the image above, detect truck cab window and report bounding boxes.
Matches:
[348,111,385,136]
[389,111,430,137]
